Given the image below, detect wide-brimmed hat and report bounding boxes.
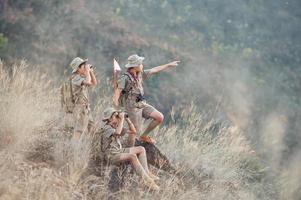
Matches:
[125,54,145,68]
[70,57,88,73]
[102,107,121,122]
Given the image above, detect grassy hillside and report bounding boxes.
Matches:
[0,61,281,200]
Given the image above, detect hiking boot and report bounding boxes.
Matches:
[148,172,160,181]
[144,179,160,191]
[139,135,156,144]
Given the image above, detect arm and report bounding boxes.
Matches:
[82,64,97,86]
[90,69,97,86]
[148,60,180,75]
[125,117,136,147]
[113,113,125,136]
[82,65,92,85]
[126,118,136,135]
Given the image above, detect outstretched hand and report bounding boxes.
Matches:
[167,61,180,68]
[149,60,181,75]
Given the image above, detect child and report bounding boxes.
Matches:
[101,107,160,190]
[113,54,180,144]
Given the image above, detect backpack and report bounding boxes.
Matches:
[60,76,75,113]
[118,72,135,107]
[88,128,110,174]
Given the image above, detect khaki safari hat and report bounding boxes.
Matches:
[70,57,88,73]
[102,107,121,122]
[125,54,145,68]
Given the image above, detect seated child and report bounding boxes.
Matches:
[101,107,160,190]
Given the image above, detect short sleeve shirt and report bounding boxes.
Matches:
[102,124,128,154]
[71,74,89,104]
[117,70,152,96]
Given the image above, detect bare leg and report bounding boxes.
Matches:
[113,153,159,190]
[113,153,151,180]
[129,146,150,173]
[142,111,164,136]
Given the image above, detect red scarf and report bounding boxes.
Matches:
[127,70,140,84]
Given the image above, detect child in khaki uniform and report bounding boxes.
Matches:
[101,107,160,190]
[70,57,97,140]
[113,55,179,144]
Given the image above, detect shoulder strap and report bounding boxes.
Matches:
[124,72,135,82]
[69,75,75,103]
[121,72,135,93]
[70,74,88,104]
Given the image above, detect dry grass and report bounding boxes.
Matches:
[0,61,298,200]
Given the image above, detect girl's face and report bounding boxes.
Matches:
[77,63,87,74]
[109,112,119,126]
[133,64,143,73]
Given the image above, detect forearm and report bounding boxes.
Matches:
[83,72,92,85]
[126,119,136,147]
[115,118,124,135]
[90,71,97,86]
[149,64,170,74]
[126,118,136,134]
[149,60,179,75]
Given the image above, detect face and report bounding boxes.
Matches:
[108,112,119,126]
[131,64,143,73]
[76,62,87,74]
[137,64,143,72]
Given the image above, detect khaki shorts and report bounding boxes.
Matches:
[109,148,130,165]
[125,102,157,133]
[73,104,95,134]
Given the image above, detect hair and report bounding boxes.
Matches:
[102,119,109,123]
[127,67,142,84]
[126,67,135,72]
[78,62,86,68]
[103,111,118,124]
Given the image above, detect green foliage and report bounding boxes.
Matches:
[0,33,8,50]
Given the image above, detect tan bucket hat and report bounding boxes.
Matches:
[70,57,88,73]
[102,107,121,121]
[125,54,145,68]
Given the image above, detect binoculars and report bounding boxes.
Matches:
[116,111,129,118]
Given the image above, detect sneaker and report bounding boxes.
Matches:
[139,135,156,144]
[148,172,160,181]
[144,179,160,191]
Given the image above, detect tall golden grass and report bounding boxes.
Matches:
[0,61,298,200]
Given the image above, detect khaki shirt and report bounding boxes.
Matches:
[117,70,152,106]
[71,74,89,104]
[102,124,128,154]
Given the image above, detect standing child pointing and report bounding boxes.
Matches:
[112,54,180,144]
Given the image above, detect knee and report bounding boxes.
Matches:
[138,146,146,153]
[156,112,164,123]
[129,153,138,162]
